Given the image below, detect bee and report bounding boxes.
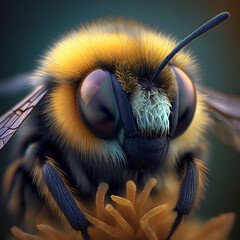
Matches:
[0,12,239,240]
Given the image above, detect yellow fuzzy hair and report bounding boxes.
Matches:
[35,18,198,84]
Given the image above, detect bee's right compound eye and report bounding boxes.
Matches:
[76,69,120,139]
[170,66,197,138]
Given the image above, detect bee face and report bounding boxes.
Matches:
[34,19,205,172]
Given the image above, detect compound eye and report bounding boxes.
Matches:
[170,66,196,137]
[76,69,120,139]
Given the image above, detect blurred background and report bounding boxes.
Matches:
[0,0,239,239]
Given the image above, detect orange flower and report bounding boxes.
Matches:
[11,179,235,240]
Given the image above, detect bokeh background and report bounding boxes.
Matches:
[0,0,239,239]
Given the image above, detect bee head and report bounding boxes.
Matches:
[35,13,229,170]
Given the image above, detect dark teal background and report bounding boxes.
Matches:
[0,0,239,239]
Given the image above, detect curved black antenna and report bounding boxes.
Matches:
[151,12,230,83]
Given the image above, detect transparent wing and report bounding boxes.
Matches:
[200,85,240,153]
[0,86,48,150]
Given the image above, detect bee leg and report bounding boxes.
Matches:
[42,161,91,240]
[166,156,199,240]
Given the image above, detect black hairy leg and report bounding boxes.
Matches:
[166,156,202,240]
[42,160,91,240]
[3,160,43,225]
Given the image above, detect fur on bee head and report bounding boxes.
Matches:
[131,87,171,137]
[33,18,204,167]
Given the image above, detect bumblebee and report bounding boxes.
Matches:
[0,12,239,240]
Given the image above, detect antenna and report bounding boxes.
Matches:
[151,12,230,83]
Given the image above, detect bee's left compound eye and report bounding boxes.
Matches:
[76,69,120,139]
[170,66,196,138]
